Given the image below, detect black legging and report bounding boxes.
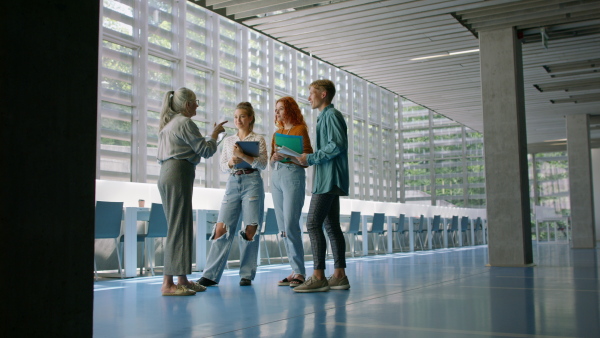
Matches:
[306,193,346,270]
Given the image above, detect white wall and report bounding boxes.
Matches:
[95,180,487,220]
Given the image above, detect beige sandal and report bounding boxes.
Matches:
[162,285,196,296]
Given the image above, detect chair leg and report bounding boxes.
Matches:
[148,239,155,276]
[379,234,386,253]
[397,233,403,252]
[370,234,376,254]
[142,239,147,276]
[261,235,271,265]
[94,257,98,281]
[114,238,123,278]
[398,233,404,251]
[276,236,284,264]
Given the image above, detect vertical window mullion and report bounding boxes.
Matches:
[462,126,469,206]
[361,80,368,199]
[428,110,435,205]
[376,88,383,201]
[209,13,220,188]
[241,26,249,102]
[135,0,149,182]
[176,0,186,86]
[266,41,275,192]
[96,3,105,179]
[347,77,354,199]
[399,98,405,203]
[291,51,298,99]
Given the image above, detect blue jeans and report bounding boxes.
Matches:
[271,162,306,277]
[202,171,264,282]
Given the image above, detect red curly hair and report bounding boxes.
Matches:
[274,96,307,129]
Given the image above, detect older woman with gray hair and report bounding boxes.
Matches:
[157,87,226,296]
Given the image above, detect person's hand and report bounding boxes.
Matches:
[229,156,242,168]
[271,152,285,162]
[288,156,301,165]
[232,143,244,158]
[296,153,308,166]
[211,121,227,140]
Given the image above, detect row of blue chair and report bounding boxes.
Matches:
[95,202,485,278]
[94,201,168,280]
[344,212,486,255]
[260,210,487,261]
[96,203,288,279]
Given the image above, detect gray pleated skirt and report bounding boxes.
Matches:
[157,159,195,276]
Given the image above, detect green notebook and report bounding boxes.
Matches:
[275,133,303,163]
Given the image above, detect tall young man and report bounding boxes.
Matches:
[294,79,350,293]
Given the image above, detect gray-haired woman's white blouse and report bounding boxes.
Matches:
[157,114,217,165]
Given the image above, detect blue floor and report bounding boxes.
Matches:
[94,244,600,337]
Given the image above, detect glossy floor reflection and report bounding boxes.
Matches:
[94,243,600,337]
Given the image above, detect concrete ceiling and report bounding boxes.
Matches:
[195,0,600,153]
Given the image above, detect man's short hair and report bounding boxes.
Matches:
[310,79,336,103]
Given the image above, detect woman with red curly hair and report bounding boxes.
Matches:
[270,96,313,288]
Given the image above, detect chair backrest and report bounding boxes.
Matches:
[347,211,361,234]
[95,201,124,239]
[432,215,441,231]
[397,214,406,232]
[371,213,385,233]
[475,217,483,230]
[262,208,279,235]
[450,216,459,231]
[146,203,169,238]
[460,216,469,231]
[416,215,425,232]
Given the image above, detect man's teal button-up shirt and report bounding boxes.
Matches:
[306,104,349,196]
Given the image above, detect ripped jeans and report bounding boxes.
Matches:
[202,171,264,282]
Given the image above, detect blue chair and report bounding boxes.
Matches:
[473,217,483,245]
[345,211,362,257]
[94,201,124,280]
[448,216,459,247]
[394,214,409,251]
[369,213,386,254]
[427,215,443,248]
[261,208,284,264]
[413,215,425,250]
[120,203,168,276]
[460,216,470,246]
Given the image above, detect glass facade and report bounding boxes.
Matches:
[529,152,570,240]
[98,0,487,206]
[400,100,486,208]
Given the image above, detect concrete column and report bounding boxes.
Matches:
[567,114,596,248]
[480,27,533,266]
[592,149,600,241]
